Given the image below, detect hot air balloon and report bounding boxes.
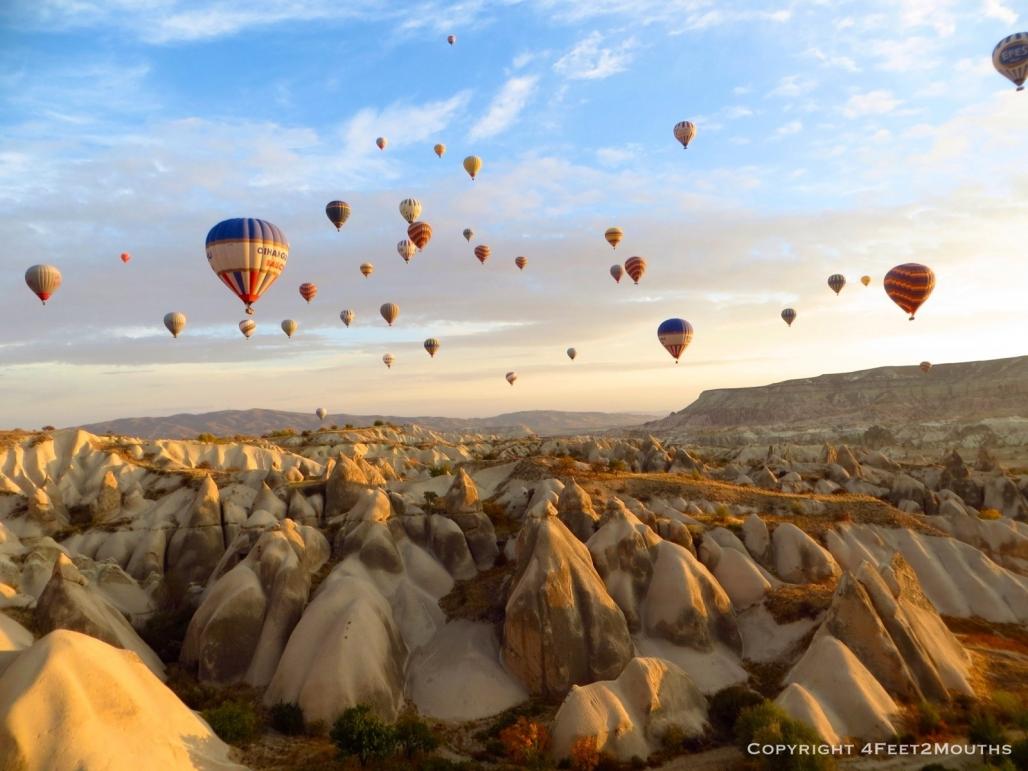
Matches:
[239,319,256,339]
[397,240,417,263]
[326,201,351,230]
[462,228,474,242]
[505,371,517,386]
[781,308,796,327]
[474,245,491,265]
[566,348,577,361]
[673,121,696,149]
[399,198,422,224]
[657,318,694,363]
[206,218,288,315]
[884,263,935,320]
[624,256,646,285]
[827,274,846,295]
[316,407,327,420]
[360,262,374,278]
[376,137,387,150]
[25,264,62,304]
[434,143,446,158]
[463,155,482,180]
[919,361,932,374]
[610,264,624,284]
[408,221,433,251]
[299,282,317,303]
[447,34,456,45]
[993,32,1028,91]
[120,252,131,264]
[380,303,399,326]
[340,309,355,327]
[604,227,623,250]
[424,338,440,358]
[861,275,871,287]
[383,353,395,369]
[163,312,186,338]
[515,256,527,271]
[281,319,298,338]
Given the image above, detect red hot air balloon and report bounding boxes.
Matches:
[299,283,317,303]
[407,221,433,251]
[474,245,491,265]
[884,263,936,320]
[515,256,527,271]
[624,256,646,285]
[120,252,131,264]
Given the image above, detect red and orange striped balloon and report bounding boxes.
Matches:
[407,221,433,251]
[299,283,317,303]
[624,256,647,285]
[474,245,491,265]
[515,256,527,271]
[884,263,935,320]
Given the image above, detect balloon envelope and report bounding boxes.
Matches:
[919,361,932,373]
[397,240,417,263]
[463,155,482,180]
[316,407,327,420]
[884,263,935,320]
[408,221,433,250]
[25,264,62,304]
[239,319,256,338]
[376,137,387,150]
[424,338,440,357]
[860,275,871,287]
[827,274,846,295]
[515,256,527,270]
[993,32,1028,90]
[447,34,456,45]
[434,143,446,157]
[383,353,395,368]
[462,228,474,242]
[206,219,287,314]
[399,198,422,224]
[474,245,491,264]
[164,312,186,338]
[624,256,646,285]
[299,282,317,303]
[120,252,131,264]
[380,303,399,326]
[604,227,623,250]
[281,319,297,338]
[505,371,517,385]
[657,318,694,362]
[325,201,351,230]
[673,121,696,149]
[781,308,796,327]
[566,348,577,360]
[340,309,355,327]
[610,264,624,284]
[360,262,374,278]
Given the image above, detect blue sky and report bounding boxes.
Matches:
[1,0,1026,426]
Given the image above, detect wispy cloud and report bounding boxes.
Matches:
[468,76,538,140]
[842,89,902,118]
[805,47,859,73]
[776,120,802,136]
[553,31,637,80]
[982,0,1018,24]
[769,74,816,98]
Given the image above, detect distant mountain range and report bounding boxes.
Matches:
[79,409,662,439]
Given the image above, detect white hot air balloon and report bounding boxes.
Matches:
[340,309,355,327]
[399,198,422,224]
[281,319,298,338]
[316,407,327,421]
[25,264,62,305]
[239,319,256,339]
[163,312,186,338]
[382,353,395,369]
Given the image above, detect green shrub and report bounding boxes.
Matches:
[709,685,764,737]
[394,714,439,758]
[345,424,354,429]
[609,459,628,472]
[967,710,1005,747]
[1010,739,1028,770]
[429,464,452,477]
[140,606,195,663]
[374,420,384,427]
[735,701,835,770]
[713,503,732,521]
[269,701,305,735]
[202,700,261,744]
[197,432,216,442]
[330,705,397,766]
[914,701,942,735]
[990,691,1027,728]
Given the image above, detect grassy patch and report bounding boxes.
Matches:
[763,581,836,626]
[438,561,515,624]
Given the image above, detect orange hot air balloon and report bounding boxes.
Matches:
[624,256,646,285]
[463,155,482,180]
[604,227,623,250]
[25,264,62,304]
[376,137,387,150]
[434,143,446,158]
[360,262,374,278]
[919,361,932,374]
[610,264,624,284]
[860,275,871,287]
[884,263,935,320]
[380,303,399,326]
[407,221,433,251]
[120,252,131,264]
[299,282,317,303]
[515,256,527,271]
[474,245,491,265]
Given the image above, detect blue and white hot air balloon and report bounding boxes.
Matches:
[657,318,694,363]
[206,218,288,315]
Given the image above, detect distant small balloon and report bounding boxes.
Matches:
[474,244,491,265]
[299,282,317,303]
[604,227,623,250]
[376,137,387,150]
[399,198,422,224]
[281,319,298,338]
[326,201,351,230]
[316,407,327,420]
[515,256,527,271]
[397,239,417,263]
[624,256,646,285]
[25,264,61,305]
[380,302,399,326]
[827,274,846,295]
[462,228,474,242]
[239,319,256,339]
[860,275,871,287]
[463,155,482,180]
[657,318,694,362]
[408,221,433,251]
[505,371,517,386]
[781,308,796,327]
[360,262,374,278]
[673,120,696,149]
[447,34,456,45]
[919,361,932,374]
[383,353,395,369]
[566,347,577,361]
[120,252,131,264]
[164,312,186,338]
[993,32,1028,90]
[340,309,355,327]
[434,143,446,157]
[610,264,624,284]
[424,338,440,358]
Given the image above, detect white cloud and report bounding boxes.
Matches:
[468,76,538,140]
[842,89,901,118]
[982,0,1018,24]
[805,47,859,73]
[769,75,817,98]
[342,91,470,152]
[776,120,802,136]
[553,32,637,80]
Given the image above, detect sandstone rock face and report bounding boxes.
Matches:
[503,513,633,698]
[165,476,225,592]
[772,523,840,584]
[982,473,1028,519]
[443,469,498,569]
[551,657,708,762]
[324,454,370,520]
[556,479,599,541]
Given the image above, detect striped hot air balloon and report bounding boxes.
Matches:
[325,201,350,230]
[884,263,935,320]
[919,361,932,374]
[206,219,288,315]
[424,338,440,357]
[383,353,395,369]
[397,240,417,263]
[624,256,646,285]
[657,318,694,362]
[376,137,387,150]
[827,274,846,295]
[316,407,327,420]
[380,303,399,326]
[610,264,624,284]
[604,227,623,250]
[566,347,577,361]
[163,312,186,338]
[360,262,374,278]
[463,155,482,180]
[434,143,446,157]
[463,228,474,242]
[505,371,517,385]
[515,256,527,271]
[408,221,433,251]
[474,245,491,265]
[340,309,355,327]
[120,252,131,264]
[299,282,317,303]
[281,319,298,338]
[673,121,696,149]
[399,198,422,224]
[993,32,1028,90]
[25,264,62,304]
[781,308,796,327]
[239,319,256,339]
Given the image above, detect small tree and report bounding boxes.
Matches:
[735,701,834,771]
[394,714,439,759]
[330,705,397,766]
[499,716,550,767]
[202,700,261,744]
[569,735,600,771]
[269,701,305,736]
